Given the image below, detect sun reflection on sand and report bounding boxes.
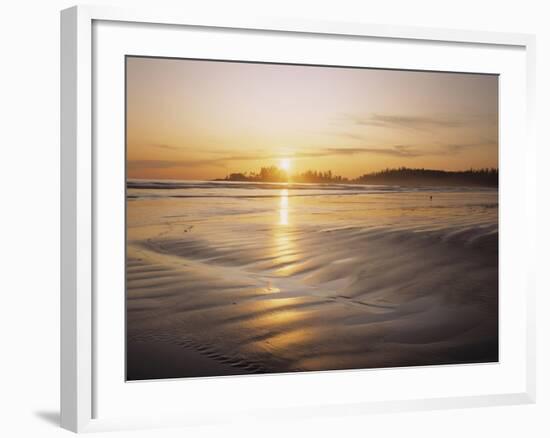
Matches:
[273,189,298,274]
[279,189,289,226]
[263,328,314,350]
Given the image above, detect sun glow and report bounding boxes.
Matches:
[279,158,291,172]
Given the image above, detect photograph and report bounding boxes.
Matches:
[125,56,499,381]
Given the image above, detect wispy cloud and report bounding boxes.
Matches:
[320,146,424,158]
[294,142,490,159]
[127,159,228,170]
[434,140,497,155]
[127,148,404,170]
[344,112,497,131]
[129,139,492,171]
[151,144,181,151]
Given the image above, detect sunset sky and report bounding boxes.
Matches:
[126,56,498,180]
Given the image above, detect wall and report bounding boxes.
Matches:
[0,0,547,436]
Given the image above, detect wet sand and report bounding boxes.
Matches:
[126,189,498,380]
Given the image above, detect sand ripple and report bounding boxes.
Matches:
[126,190,498,379]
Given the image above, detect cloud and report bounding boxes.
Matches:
[130,139,493,171]
[346,113,497,131]
[443,144,474,154]
[321,146,424,158]
[127,159,227,169]
[300,141,494,159]
[127,147,417,170]
[435,140,498,155]
[151,144,180,151]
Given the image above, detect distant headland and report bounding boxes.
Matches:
[216,166,498,187]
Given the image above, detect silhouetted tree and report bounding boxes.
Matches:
[220,166,498,187]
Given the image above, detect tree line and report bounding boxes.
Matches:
[220,166,498,187]
[355,167,498,187]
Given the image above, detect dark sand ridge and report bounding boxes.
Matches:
[126,191,498,380]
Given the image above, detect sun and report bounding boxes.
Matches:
[279,158,291,172]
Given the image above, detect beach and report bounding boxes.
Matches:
[126,180,498,380]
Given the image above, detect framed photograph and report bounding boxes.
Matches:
[61,5,536,433]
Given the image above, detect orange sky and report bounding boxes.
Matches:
[126,56,498,180]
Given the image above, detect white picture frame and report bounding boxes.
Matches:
[60,4,536,433]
